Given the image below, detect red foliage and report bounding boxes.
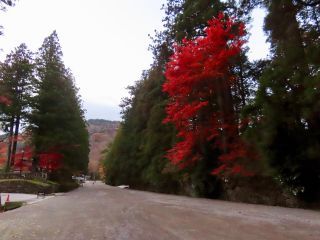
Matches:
[0,95,12,106]
[11,149,63,172]
[0,132,65,172]
[39,152,63,171]
[0,142,7,167]
[13,147,33,160]
[12,147,34,172]
[163,13,251,175]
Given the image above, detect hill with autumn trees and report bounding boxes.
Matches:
[87,119,119,176]
[103,0,320,206]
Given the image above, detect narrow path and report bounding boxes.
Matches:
[0,181,319,240]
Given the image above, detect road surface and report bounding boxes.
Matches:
[0,181,319,240]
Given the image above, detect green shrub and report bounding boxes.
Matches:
[58,181,79,192]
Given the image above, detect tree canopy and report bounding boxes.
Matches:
[103,0,320,202]
[30,31,89,174]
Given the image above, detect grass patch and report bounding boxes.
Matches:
[27,179,51,187]
[46,180,59,185]
[0,179,51,187]
[3,201,24,211]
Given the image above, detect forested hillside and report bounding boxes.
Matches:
[103,0,320,205]
[87,119,119,176]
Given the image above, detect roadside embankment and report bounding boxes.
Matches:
[0,179,58,194]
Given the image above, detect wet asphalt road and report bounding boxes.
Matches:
[0,181,320,240]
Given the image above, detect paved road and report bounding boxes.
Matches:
[0,181,319,240]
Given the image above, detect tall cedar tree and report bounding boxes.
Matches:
[31,31,89,175]
[0,44,35,171]
[104,67,180,192]
[250,0,320,201]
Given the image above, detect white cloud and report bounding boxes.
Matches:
[247,8,270,61]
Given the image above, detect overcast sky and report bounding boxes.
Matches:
[0,0,269,120]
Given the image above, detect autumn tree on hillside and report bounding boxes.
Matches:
[163,13,253,176]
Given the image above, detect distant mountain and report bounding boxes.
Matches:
[87,119,120,174]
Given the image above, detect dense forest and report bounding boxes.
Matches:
[0,0,89,180]
[103,0,320,205]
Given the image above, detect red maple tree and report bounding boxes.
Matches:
[163,13,252,176]
[38,152,63,172]
[13,146,33,172]
[0,131,64,172]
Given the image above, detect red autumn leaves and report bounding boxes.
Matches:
[12,150,62,172]
[38,152,63,171]
[0,96,12,106]
[163,13,253,176]
[0,134,63,172]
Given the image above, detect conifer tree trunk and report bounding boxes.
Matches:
[10,115,20,167]
[215,76,237,153]
[5,116,15,172]
[237,63,247,108]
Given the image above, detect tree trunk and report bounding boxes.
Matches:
[5,116,15,172]
[10,114,20,168]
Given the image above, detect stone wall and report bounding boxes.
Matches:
[0,179,58,194]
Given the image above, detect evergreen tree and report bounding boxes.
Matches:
[104,67,180,192]
[0,0,15,35]
[250,0,320,201]
[0,43,35,170]
[31,31,89,176]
